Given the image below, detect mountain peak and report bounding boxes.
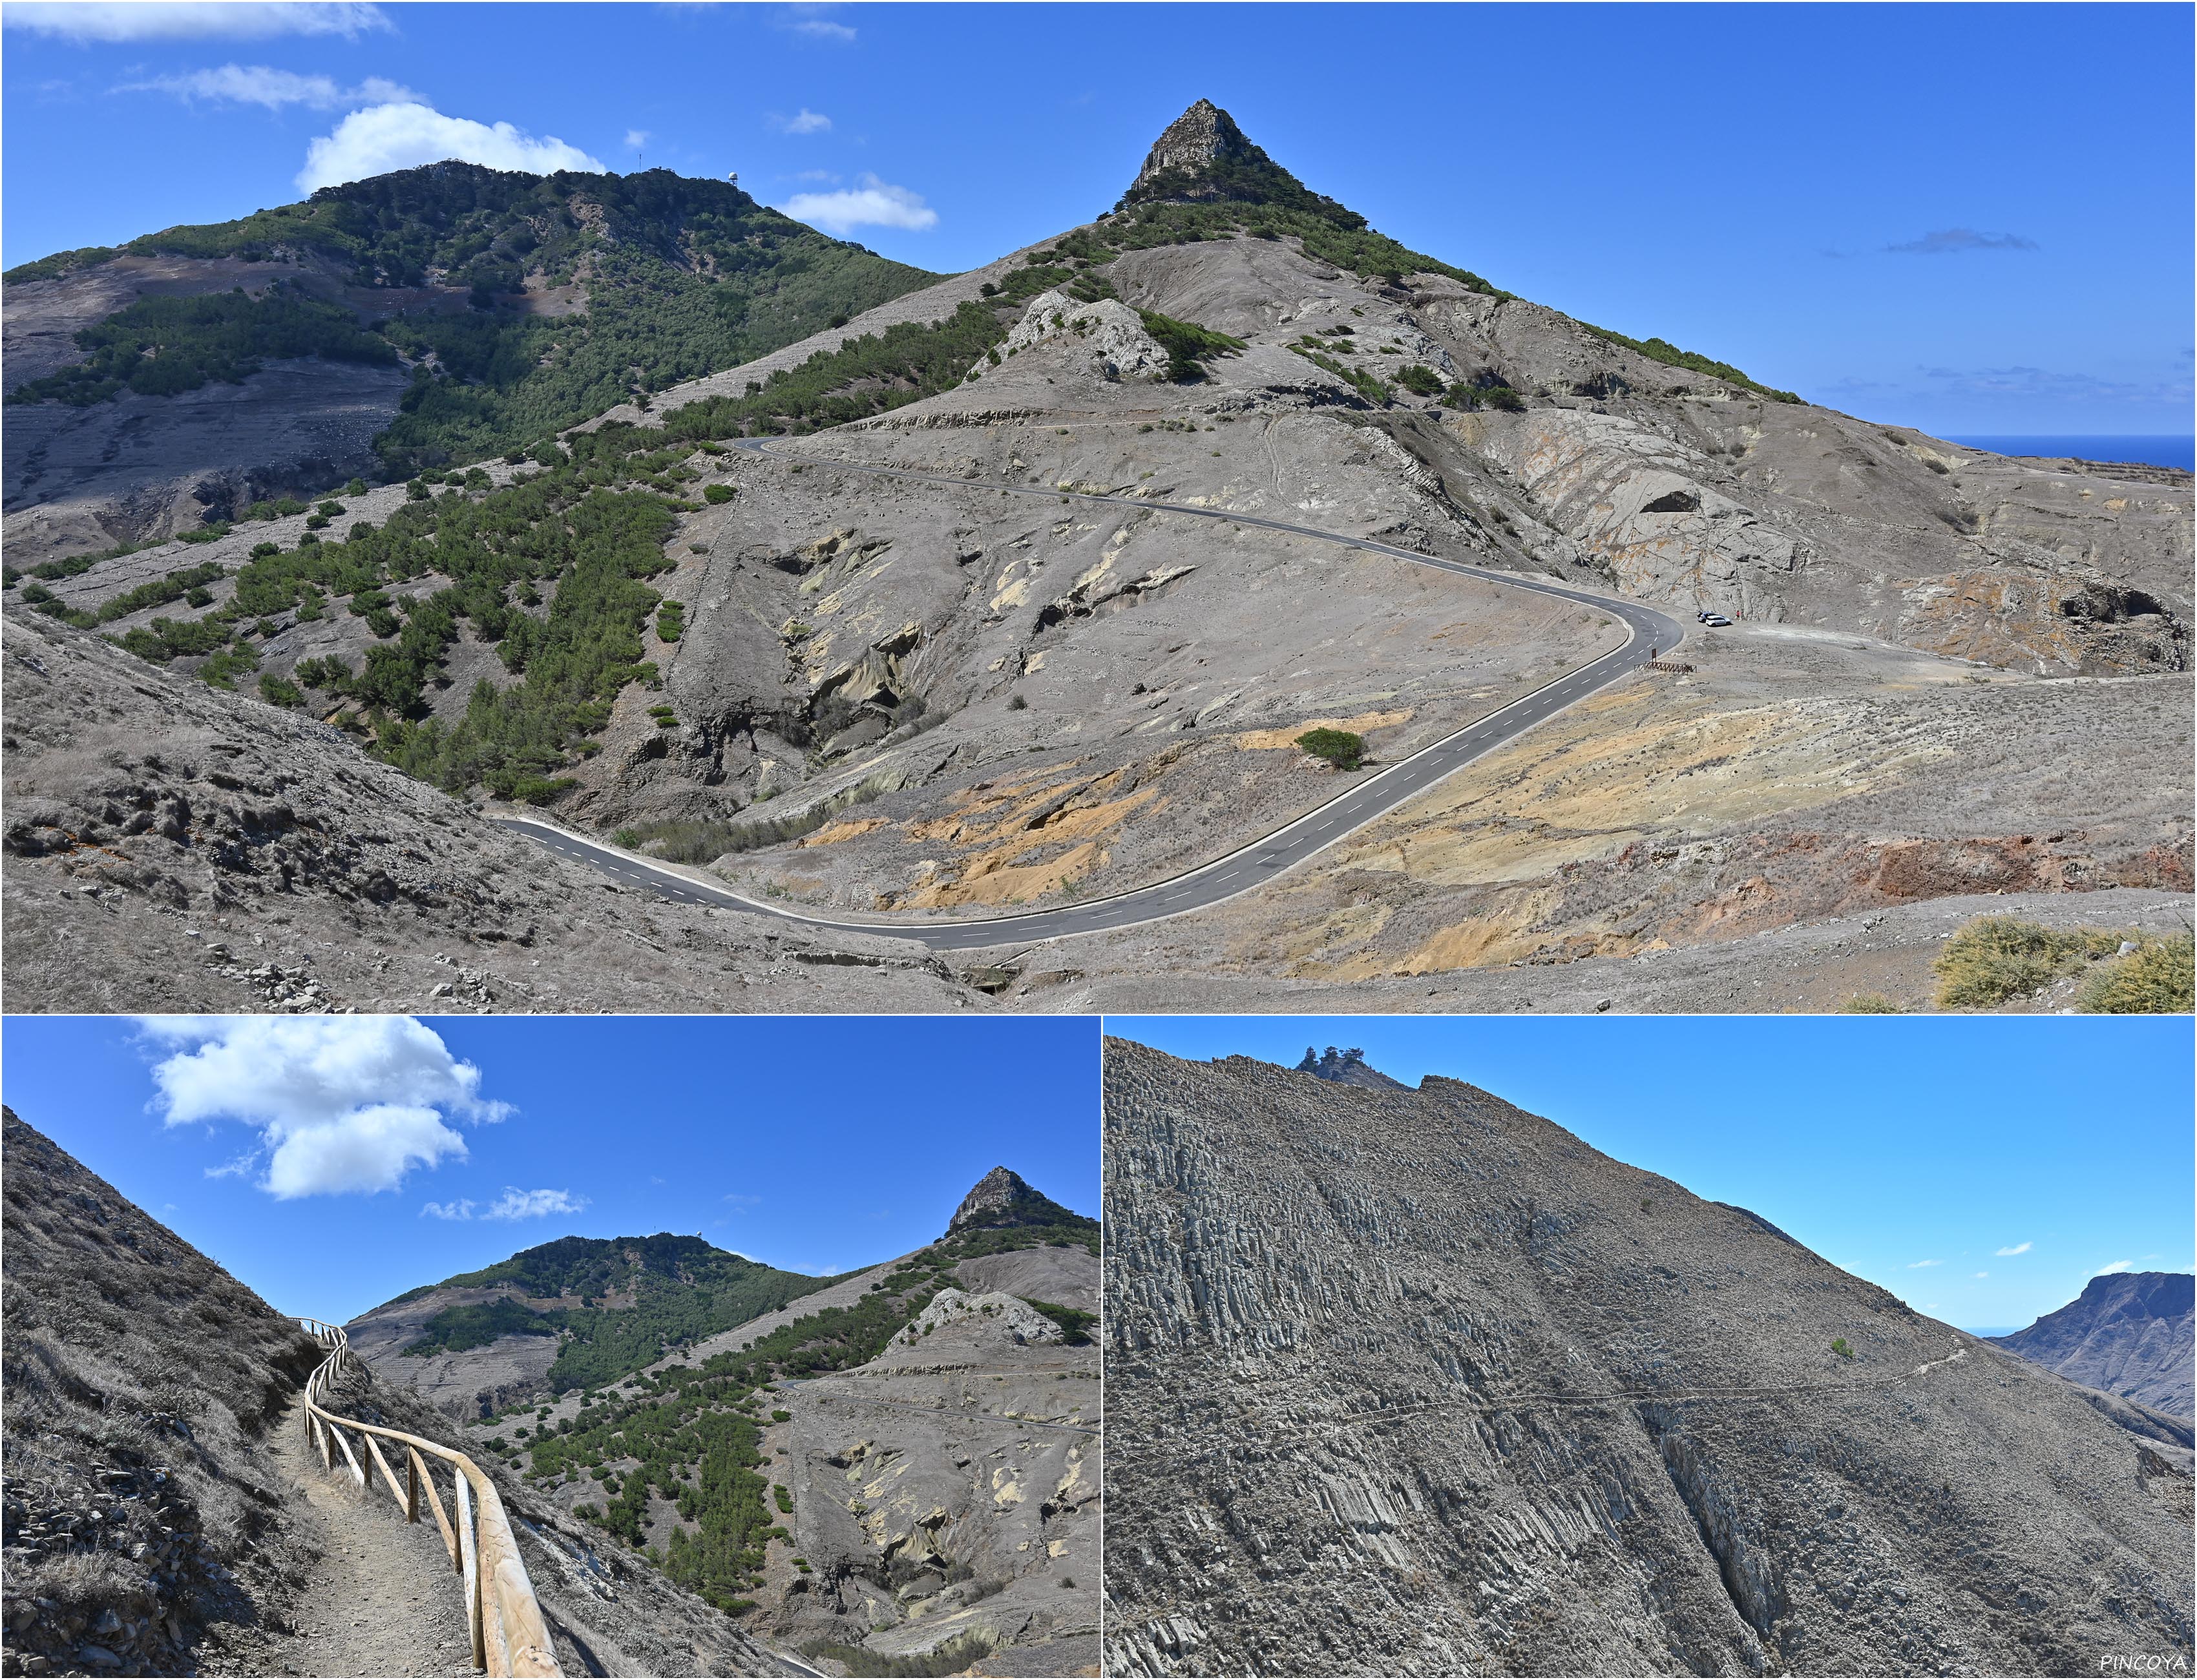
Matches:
[947,1166,1078,1234]
[1117,100,1358,223]
[1128,100,1259,197]
[1295,1045,1409,1090]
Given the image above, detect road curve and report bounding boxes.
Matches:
[498,436,1686,951]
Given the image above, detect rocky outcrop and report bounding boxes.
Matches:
[1995,1272,2195,1421]
[1294,1045,1408,1089]
[1102,1039,2195,1676]
[1,609,976,1014]
[947,1167,1085,1235]
[1124,100,1270,204]
[903,1288,1064,1347]
[987,290,1170,383]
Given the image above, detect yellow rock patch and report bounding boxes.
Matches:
[796,817,888,848]
[1233,709,1413,751]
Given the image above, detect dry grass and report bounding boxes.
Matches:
[1931,916,2147,1010]
[2076,932,2196,1014]
[2,1107,323,1663]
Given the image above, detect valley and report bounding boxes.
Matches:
[3,101,2189,1013]
[0,1100,1099,1679]
[355,1168,1101,1677]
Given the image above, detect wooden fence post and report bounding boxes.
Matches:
[456,1471,485,1674]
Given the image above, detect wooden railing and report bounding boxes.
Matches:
[297,1319,561,1677]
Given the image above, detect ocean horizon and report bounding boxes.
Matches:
[1946,435,2193,472]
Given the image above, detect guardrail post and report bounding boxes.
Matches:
[456,1471,485,1674]
[406,1452,420,1524]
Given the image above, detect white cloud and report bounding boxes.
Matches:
[8,3,389,41]
[120,63,416,110]
[1973,1271,1989,1279]
[1886,227,2039,256]
[1906,1258,1942,1269]
[792,169,839,183]
[423,1187,586,1221]
[779,172,936,235]
[624,129,649,151]
[787,17,856,41]
[1995,1241,2032,1256]
[2096,1259,2134,1276]
[297,101,603,193]
[775,108,830,135]
[485,1187,587,1221]
[142,1015,507,1199]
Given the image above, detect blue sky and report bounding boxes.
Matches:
[3,1,2189,433]
[0,1014,1097,1323]
[1109,1016,2195,1333]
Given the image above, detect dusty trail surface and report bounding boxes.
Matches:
[204,1405,474,1679]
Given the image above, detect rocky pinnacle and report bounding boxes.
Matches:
[1130,100,1256,195]
[947,1165,1071,1234]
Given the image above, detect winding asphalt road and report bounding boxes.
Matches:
[497,436,1685,951]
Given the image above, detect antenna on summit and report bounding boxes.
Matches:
[727,171,739,189]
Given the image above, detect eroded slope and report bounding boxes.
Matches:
[1,609,972,1013]
[1102,1040,2195,1676]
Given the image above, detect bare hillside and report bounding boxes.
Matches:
[1102,1040,2195,1676]
[1,1107,323,1677]
[1,610,975,1013]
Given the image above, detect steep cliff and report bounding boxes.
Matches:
[1102,1039,2194,1675]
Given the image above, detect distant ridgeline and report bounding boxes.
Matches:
[1,162,938,475]
[445,1193,1097,1614]
[396,1234,845,1391]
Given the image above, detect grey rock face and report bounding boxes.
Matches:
[1127,100,1263,202]
[948,1166,1082,1234]
[1102,1038,2194,1676]
[1994,1271,2194,1421]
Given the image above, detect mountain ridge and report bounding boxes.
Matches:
[1102,1038,2194,1675]
[1993,1270,2194,1420]
[5,100,2187,1013]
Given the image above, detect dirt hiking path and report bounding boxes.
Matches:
[205,1402,476,1678]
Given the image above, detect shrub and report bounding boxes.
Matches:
[799,1635,994,1678]
[704,483,736,504]
[1933,916,2127,1009]
[2077,934,2194,1014]
[770,1409,792,1423]
[1135,308,1246,383]
[1296,728,1366,770]
[656,600,686,642]
[6,287,397,406]
[1027,1301,1097,1345]
[1831,1338,1854,1360]
[1395,363,1445,397]
[772,1484,794,1514]
[1447,381,1525,412]
[257,674,305,709]
[1842,994,1901,1014]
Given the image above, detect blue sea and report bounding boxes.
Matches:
[1946,435,2194,472]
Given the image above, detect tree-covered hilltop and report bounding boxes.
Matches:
[3,162,939,472]
[468,1202,1098,1615]
[387,1233,849,1389]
